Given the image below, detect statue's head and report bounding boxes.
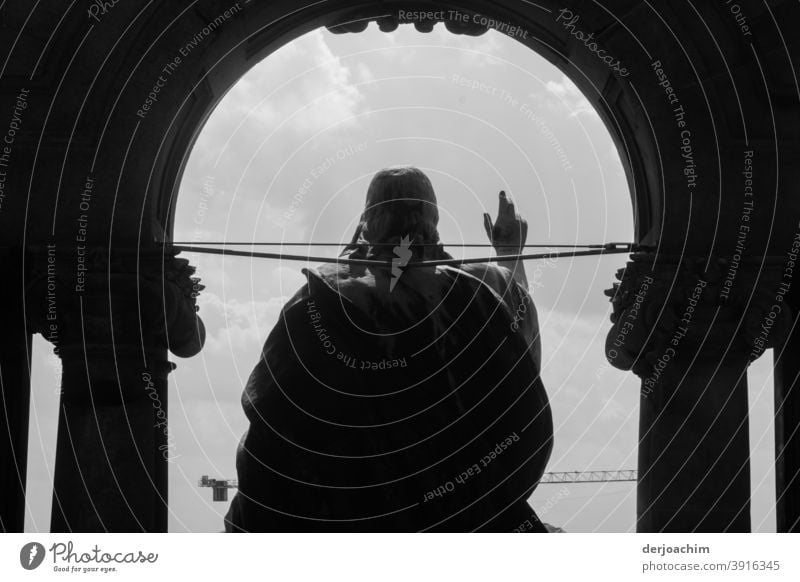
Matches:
[355,166,440,245]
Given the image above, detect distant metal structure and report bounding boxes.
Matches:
[539,470,637,484]
[198,471,637,501]
[198,476,238,502]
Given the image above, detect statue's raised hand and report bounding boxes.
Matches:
[483,191,528,256]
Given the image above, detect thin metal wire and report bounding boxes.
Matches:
[171,241,633,249]
[172,244,634,267]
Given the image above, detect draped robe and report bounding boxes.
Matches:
[225,247,553,532]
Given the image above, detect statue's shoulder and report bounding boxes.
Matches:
[301,263,375,293]
[440,262,519,297]
[453,261,514,280]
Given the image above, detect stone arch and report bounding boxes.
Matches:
[1,0,798,532]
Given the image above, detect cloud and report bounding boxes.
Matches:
[198,292,288,355]
[542,75,599,118]
[539,308,639,471]
[444,28,507,68]
[228,29,367,136]
[174,29,370,234]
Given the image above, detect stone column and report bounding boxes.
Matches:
[27,246,204,532]
[0,247,32,532]
[773,291,800,532]
[606,253,791,532]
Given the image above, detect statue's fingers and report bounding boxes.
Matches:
[498,190,511,217]
[483,213,494,241]
[505,199,516,219]
[500,191,517,218]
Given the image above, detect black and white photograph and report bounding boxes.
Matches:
[0,1,798,579]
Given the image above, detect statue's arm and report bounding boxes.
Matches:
[483,191,541,368]
[483,190,529,289]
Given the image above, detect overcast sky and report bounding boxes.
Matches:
[26,23,777,532]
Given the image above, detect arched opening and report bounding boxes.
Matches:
[170,20,638,531]
[153,3,658,243]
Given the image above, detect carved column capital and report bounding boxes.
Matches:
[605,252,792,379]
[25,245,205,360]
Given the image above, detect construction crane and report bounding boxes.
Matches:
[198,475,238,502]
[539,470,637,484]
[199,470,637,502]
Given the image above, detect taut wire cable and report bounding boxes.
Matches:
[170,242,642,268]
